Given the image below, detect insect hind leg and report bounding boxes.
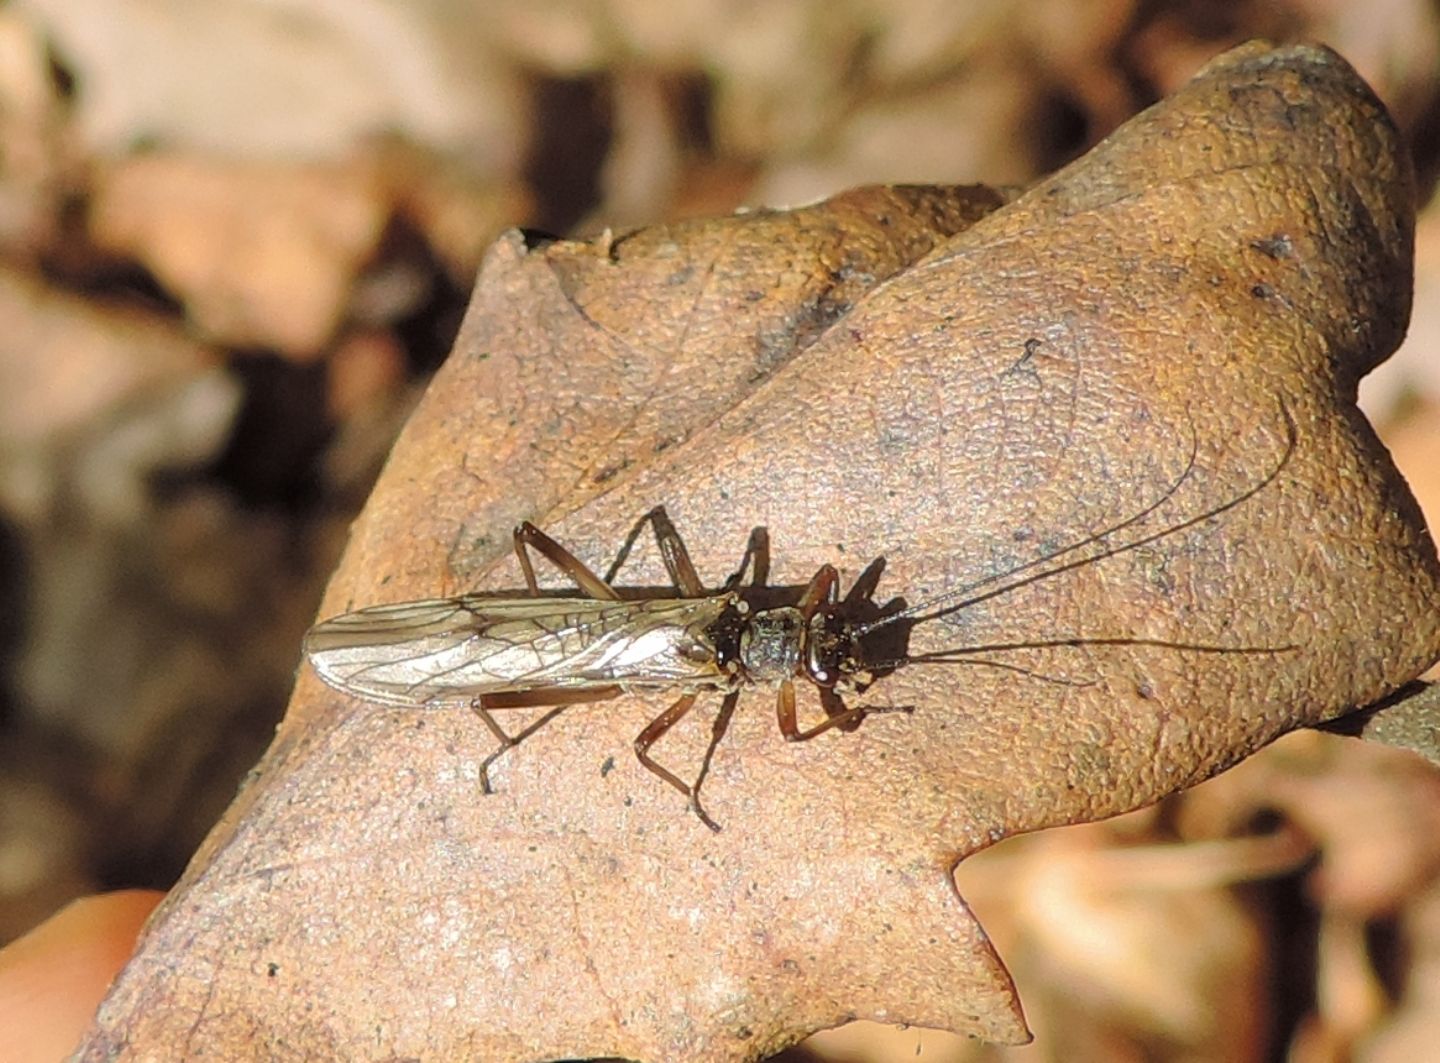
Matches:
[513,521,620,600]
[690,690,741,823]
[472,702,567,793]
[470,685,622,793]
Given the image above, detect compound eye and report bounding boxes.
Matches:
[806,642,840,688]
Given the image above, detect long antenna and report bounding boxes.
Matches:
[863,634,1300,674]
[854,403,1296,638]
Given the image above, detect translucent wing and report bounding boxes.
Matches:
[304,594,731,707]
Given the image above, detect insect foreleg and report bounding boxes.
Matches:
[797,565,840,615]
[819,683,865,733]
[777,680,870,741]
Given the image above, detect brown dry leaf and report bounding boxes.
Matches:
[89,153,390,357]
[951,729,1440,1063]
[1360,877,1440,1062]
[78,44,1440,1062]
[958,822,1307,1062]
[1175,730,1440,918]
[0,266,232,525]
[756,56,1044,207]
[21,0,532,167]
[0,8,69,255]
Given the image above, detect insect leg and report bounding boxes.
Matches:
[797,562,880,732]
[473,703,567,794]
[598,506,706,596]
[513,522,621,600]
[777,679,872,741]
[644,507,705,596]
[722,526,770,590]
[797,565,840,616]
[470,685,622,792]
[634,693,723,832]
[689,689,741,829]
[819,682,865,732]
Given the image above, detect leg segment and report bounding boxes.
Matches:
[688,690,741,829]
[513,522,619,599]
[777,679,870,741]
[820,683,865,733]
[634,692,729,832]
[600,506,705,596]
[645,506,705,596]
[473,704,567,793]
[470,684,622,792]
[796,564,839,617]
[722,526,771,590]
[602,506,774,597]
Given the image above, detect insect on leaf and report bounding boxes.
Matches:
[78,43,1440,1063]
